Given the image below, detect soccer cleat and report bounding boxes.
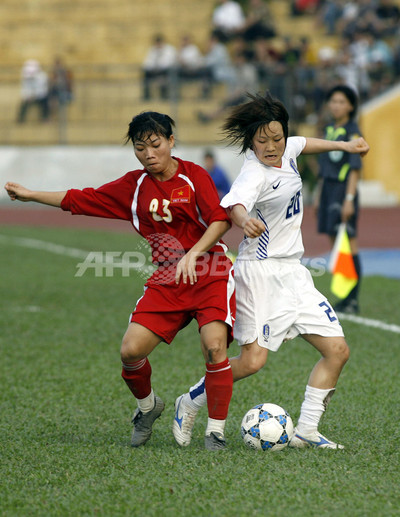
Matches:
[289,427,344,449]
[172,394,198,447]
[131,396,165,447]
[205,431,226,451]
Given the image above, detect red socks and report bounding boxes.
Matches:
[122,356,233,421]
[121,358,152,399]
[205,358,233,420]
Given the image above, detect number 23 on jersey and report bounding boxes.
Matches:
[149,198,173,223]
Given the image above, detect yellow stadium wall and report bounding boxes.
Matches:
[360,86,400,201]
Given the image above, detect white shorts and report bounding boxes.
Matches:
[233,258,344,351]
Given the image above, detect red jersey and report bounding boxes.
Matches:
[61,157,231,278]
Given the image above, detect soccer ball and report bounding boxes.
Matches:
[241,403,294,451]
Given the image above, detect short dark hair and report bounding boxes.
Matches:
[325,85,358,118]
[126,111,175,144]
[222,91,289,154]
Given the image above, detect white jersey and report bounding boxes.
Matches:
[221,136,306,261]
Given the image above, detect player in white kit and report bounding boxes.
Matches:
[172,92,369,449]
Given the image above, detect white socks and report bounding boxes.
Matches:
[137,389,155,413]
[205,417,226,436]
[296,385,336,433]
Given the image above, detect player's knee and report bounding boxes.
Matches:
[237,347,267,376]
[341,341,350,365]
[243,353,266,376]
[331,338,350,366]
[120,337,143,363]
[203,341,227,364]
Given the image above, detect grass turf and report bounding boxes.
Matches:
[0,225,399,517]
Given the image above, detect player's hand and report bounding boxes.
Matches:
[341,200,355,222]
[242,217,266,238]
[346,137,370,157]
[4,182,33,202]
[175,251,199,285]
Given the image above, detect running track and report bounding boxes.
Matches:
[1,205,399,256]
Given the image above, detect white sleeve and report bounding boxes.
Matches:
[220,161,265,213]
[287,136,307,157]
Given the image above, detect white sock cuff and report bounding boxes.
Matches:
[297,386,336,432]
[305,385,335,401]
[122,358,146,371]
[205,417,226,436]
[137,389,155,413]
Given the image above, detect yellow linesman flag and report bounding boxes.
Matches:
[328,223,358,299]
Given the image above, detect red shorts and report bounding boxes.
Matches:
[130,257,235,344]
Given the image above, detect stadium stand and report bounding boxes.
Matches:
[0,0,399,148]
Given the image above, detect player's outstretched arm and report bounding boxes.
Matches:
[302,137,370,157]
[4,182,66,207]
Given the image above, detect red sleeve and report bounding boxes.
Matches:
[190,163,231,226]
[60,172,136,220]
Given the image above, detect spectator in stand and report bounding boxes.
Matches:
[393,34,400,77]
[198,50,258,123]
[366,31,394,68]
[177,34,204,80]
[269,36,303,112]
[253,36,281,87]
[296,36,318,84]
[212,0,246,42]
[293,36,318,120]
[201,31,235,99]
[336,1,364,37]
[364,30,394,96]
[375,0,400,36]
[348,29,386,99]
[17,60,50,123]
[240,0,277,42]
[291,0,320,16]
[339,1,381,39]
[176,34,204,97]
[311,47,341,118]
[48,57,73,117]
[203,150,231,200]
[281,36,302,67]
[317,0,345,35]
[334,43,363,93]
[142,34,177,100]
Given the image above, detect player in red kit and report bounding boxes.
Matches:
[4,111,235,450]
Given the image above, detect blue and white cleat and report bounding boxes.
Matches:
[172,394,198,447]
[289,427,344,449]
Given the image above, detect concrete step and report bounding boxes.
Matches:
[359,180,398,207]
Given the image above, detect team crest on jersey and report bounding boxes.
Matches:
[170,185,191,203]
[289,158,300,176]
[262,323,270,343]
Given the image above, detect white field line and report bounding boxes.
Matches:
[337,313,400,335]
[2,234,400,336]
[0,234,88,259]
[0,234,128,266]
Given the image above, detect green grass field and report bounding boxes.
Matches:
[1,225,399,517]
